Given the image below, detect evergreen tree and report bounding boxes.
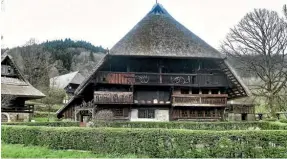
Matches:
[89,51,95,61]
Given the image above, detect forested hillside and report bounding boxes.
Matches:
[4,38,106,90]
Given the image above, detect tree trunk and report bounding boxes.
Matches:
[267,96,276,118]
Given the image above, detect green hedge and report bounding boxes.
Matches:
[3,121,287,130]
[91,121,287,130]
[2,122,79,127]
[280,119,287,123]
[2,126,287,158]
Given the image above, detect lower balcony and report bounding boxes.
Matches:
[172,94,228,107]
[1,104,34,113]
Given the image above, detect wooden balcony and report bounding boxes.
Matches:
[1,104,34,113]
[94,91,133,104]
[172,94,228,106]
[96,71,228,87]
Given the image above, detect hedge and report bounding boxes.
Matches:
[280,119,287,123]
[2,121,287,130]
[91,121,287,130]
[2,126,287,158]
[2,122,79,127]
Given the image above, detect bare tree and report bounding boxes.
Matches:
[20,38,53,90]
[284,4,287,19]
[221,9,287,117]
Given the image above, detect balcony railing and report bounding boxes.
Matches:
[94,91,133,104]
[1,104,34,113]
[96,71,228,87]
[172,94,228,106]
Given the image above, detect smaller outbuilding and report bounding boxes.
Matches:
[50,71,85,103]
[1,53,46,122]
[226,97,256,121]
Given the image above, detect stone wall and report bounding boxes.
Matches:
[1,112,31,122]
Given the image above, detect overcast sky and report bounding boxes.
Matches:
[1,0,286,49]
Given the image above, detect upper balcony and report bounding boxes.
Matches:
[94,91,133,104]
[95,71,228,87]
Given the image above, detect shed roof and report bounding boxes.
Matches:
[1,54,46,98]
[227,97,256,105]
[50,71,85,89]
[110,3,223,58]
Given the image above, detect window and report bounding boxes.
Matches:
[205,110,211,117]
[192,89,199,94]
[180,88,189,94]
[202,89,209,94]
[198,110,203,117]
[113,109,124,117]
[190,110,196,117]
[138,109,155,118]
[181,110,189,118]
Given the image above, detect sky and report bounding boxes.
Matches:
[1,0,286,50]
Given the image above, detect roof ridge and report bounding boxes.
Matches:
[149,3,169,15]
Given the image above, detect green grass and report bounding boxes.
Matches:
[1,143,145,158]
[32,117,57,122]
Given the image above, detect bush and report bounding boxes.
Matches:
[280,119,287,123]
[2,122,79,127]
[89,121,287,130]
[2,126,287,158]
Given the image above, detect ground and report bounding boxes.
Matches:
[1,143,145,158]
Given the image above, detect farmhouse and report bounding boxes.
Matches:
[56,3,251,122]
[50,71,85,103]
[1,53,45,122]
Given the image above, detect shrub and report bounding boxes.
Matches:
[2,122,79,127]
[89,121,287,130]
[280,119,287,123]
[2,126,287,158]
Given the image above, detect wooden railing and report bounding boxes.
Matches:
[96,71,228,87]
[1,104,34,113]
[94,91,133,104]
[172,94,228,106]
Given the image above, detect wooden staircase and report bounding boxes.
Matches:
[216,60,248,98]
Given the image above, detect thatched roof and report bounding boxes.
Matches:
[227,97,256,105]
[1,54,45,99]
[50,71,85,89]
[110,3,223,58]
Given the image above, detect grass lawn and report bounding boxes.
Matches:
[1,143,145,158]
[32,117,57,122]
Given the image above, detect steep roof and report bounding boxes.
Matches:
[50,71,85,89]
[110,3,223,58]
[1,54,46,98]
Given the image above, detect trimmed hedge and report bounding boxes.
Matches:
[280,119,287,123]
[3,121,287,130]
[2,122,79,127]
[2,126,287,158]
[91,121,287,130]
